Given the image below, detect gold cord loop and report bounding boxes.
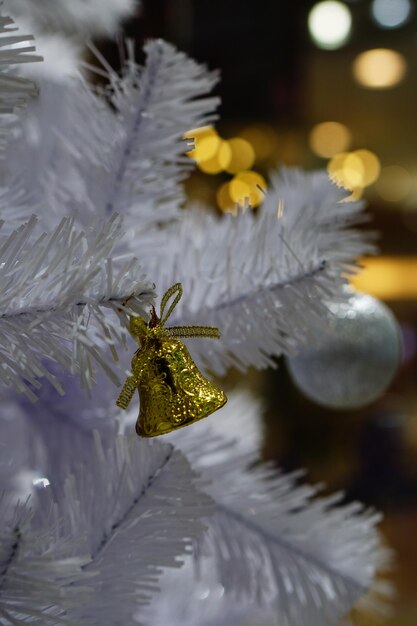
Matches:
[159,282,183,326]
[148,283,221,340]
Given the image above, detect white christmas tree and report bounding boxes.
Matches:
[0,7,391,626]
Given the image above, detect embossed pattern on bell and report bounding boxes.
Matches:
[116,283,227,436]
[133,337,227,437]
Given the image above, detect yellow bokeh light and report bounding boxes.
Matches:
[239,125,275,161]
[328,152,362,189]
[225,138,255,174]
[229,171,267,208]
[328,149,380,190]
[193,135,221,163]
[217,140,232,169]
[353,149,381,186]
[352,48,407,89]
[198,155,223,174]
[376,165,412,202]
[229,178,251,206]
[309,121,352,158]
[327,152,348,185]
[184,126,219,161]
[216,182,237,214]
[343,153,365,188]
[352,257,417,300]
[197,139,232,174]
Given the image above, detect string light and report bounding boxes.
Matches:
[198,140,232,174]
[216,182,237,214]
[239,125,275,161]
[308,1,352,50]
[224,138,255,174]
[327,149,380,190]
[309,121,352,158]
[376,165,412,202]
[353,49,406,89]
[184,126,219,160]
[352,257,417,299]
[371,0,412,29]
[229,171,267,208]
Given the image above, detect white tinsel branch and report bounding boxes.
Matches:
[150,168,376,375]
[7,379,391,626]
[0,434,213,626]
[0,214,155,397]
[5,0,139,38]
[151,391,392,626]
[0,13,41,113]
[0,12,41,159]
[4,40,219,235]
[0,496,89,625]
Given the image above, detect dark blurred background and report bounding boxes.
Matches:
[102,1,417,623]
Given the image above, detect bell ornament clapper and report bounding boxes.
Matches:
[116,283,227,437]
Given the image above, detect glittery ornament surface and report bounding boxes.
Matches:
[117,283,227,437]
[286,292,402,409]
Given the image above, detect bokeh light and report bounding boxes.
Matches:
[352,257,417,299]
[309,121,352,158]
[184,126,219,160]
[353,49,407,89]
[327,149,380,190]
[197,140,232,174]
[239,125,275,161]
[328,152,364,189]
[225,138,255,174]
[308,1,352,50]
[353,149,381,186]
[229,171,267,208]
[371,0,412,29]
[376,165,412,202]
[216,182,236,214]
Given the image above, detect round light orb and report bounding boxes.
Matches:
[328,149,380,190]
[309,121,352,158]
[286,292,402,409]
[197,139,232,174]
[308,1,352,50]
[353,48,407,89]
[353,149,381,186]
[216,182,236,214]
[371,0,412,29]
[239,125,275,161]
[184,126,219,160]
[328,152,362,190]
[225,138,255,174]
[376,165,412,202]
[229,171,267,208]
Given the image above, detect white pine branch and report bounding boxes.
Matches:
[36,434,213,626]
[0,214,155,397]
[5,0,138,38]
[0,433,213,625]
[4,40,219,235]
[0,496,88,625]
[0,13,42,159]
[99,39,219,227]
[150,168,376,375]
[0,14,41,112]
[157,392,391,626]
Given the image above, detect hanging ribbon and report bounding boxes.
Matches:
[130,283,221,341]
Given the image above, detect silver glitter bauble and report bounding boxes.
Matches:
[286,292,402,409]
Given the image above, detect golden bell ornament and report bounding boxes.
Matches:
[116,283,227,437]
